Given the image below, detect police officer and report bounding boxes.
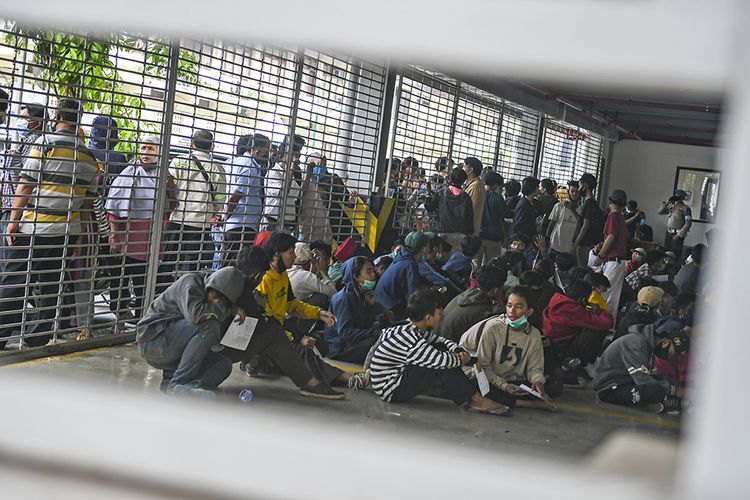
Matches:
[658,189,692,259]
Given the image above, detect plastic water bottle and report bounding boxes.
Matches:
[239,389,254,402]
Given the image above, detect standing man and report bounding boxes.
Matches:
[546,180,580,256]
[168,130,227,273]
[0,98,100,348]
[263,134,305,233]
[512,176,540,240]
[592,189,629,320]
[221,133,269,267]
[462,157,486,238]
[572,173,604,268]
[658,189,692,259]
[476,170,507,265]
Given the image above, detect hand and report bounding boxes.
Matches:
[318,310,336,327]
[234,308,246,325]
[590,303,601,314]
[300,335,317,348]
[593,255,604,267]
[533,381,552,402]
[5,222,19,246]
[504,384,527,397]
[534,234,547,250]
[672,234,682,241]
[458,351,472,366]
[474,362,483,372]
[316,254,328,275]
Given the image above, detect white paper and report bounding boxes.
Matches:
[519,383,543,400]
[220,316,259,351]
[474,367,491,396]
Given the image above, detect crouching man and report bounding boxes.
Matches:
[137,266,245,397]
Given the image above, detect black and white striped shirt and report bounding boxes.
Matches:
[370,322,462,402]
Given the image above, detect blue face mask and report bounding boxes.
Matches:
[15,118,30,139]
[312,165,327,178]
[507,315,528,329]
[361,279,376,291]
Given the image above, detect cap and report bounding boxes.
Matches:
[633,247,647,257]
[294,242,312,264]
[674,189,688,200]
[609,189,627,206]
[404,231,431,252]
[253,230,273,249]
[637,286,664,308]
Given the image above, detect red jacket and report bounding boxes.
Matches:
[542,293,614,344]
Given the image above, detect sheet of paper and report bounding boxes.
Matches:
[474,367,491,396]
[519,383,543,400]
[220,316,259,351]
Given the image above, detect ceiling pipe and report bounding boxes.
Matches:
[552,93,721,113]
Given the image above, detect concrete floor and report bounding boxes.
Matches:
[7,342,680,462]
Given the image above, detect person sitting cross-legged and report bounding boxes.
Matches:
[370,288,510,416]
[459,286,561,412]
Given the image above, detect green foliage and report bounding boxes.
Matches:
[3,24,200,155]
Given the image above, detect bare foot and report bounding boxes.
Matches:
[468,394,511,416]
[76,329,93,341]
[516,399,560,412]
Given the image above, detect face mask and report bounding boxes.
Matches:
[15,119,30,139]
[312,165,327,178]
[361,279,376,291]
[654,343,670,360]
[507,315,528,329]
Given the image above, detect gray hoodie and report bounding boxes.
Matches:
[137,267,245,343]
[592,322,671,394]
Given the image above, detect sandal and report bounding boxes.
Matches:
[465,404,511,417]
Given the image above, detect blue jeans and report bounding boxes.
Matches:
[138,319,232,389]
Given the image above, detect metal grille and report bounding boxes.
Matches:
[538,118,604,184]
[497,102,540,181]
[452,86,502,168]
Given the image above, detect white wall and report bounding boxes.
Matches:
[608,139,720,248]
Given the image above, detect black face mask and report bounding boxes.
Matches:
[654,343,671,360]
[275,253,287,273]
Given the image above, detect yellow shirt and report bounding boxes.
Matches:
[256,267,321,340]
[588,290,609,312]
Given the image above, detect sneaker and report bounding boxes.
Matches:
[562,372,584,388]
[560,357,581,372]
[239,358,260,377]
[660,395,681,414]
[299,383,345,400]
[348,370,370,390]
[167,384,217,400]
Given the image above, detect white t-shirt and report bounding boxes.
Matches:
[263,161,300,224]
[548,201,579,253]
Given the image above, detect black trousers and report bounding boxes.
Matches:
[109,255,147,316]
[664,230,685,260]
[558,328,607,366]
[220,227,256,268]
[163,222,213,273]
[0,234,67,348]
[597,382,667,407]
[391,365,476,405]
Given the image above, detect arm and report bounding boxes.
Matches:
[475,326,511,391]
[287,298,322,320]
[572,308,614,331]
[299,270,337,298]
[620,347,672,394]
[177,278,232,324]
[406,337,463,369]
[546,204,560,239]
[677,207,692,238]
[657,201,670,215]
[225,191,243,220]
[526,333,546,386]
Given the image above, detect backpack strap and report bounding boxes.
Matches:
[190,154,216,201]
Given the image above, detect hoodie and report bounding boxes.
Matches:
[88,115,128,177]
[424,187,474,234]
[136,268,244,343]
[375,247,426,319]
[592,317,675,394]
[442,252,473,289]
[325,259,384,357]
[435,288,498,342]
[542,292,614,344]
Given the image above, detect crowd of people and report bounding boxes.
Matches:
[0,93,707,416]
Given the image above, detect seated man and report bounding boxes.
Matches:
[459,286,560,412]
[674,244,704,296]
[585,272,611,312]
[614,285,663,340]
[137,266,245,397]
[326,256,388,363]
[370,288,510,416]
[543,279,614,369]
[518,269,560,332]
[287,242,337,303]
[490,251,525,289]
[442,234,482,289]
[418,234,463,299]
[593,316,688,413]
[436,265,507,342]
[375,231,430,321]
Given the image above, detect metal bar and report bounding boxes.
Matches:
[383,73,402,192]
[446,82,461,159]
[491,102,506,170]
[531,115,547,178]
[0,332,135,367]
[143,39,180,306]
[373,62,397,191]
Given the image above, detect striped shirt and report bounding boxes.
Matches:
[370,322,462,402]
[2,131,42,210]
[18,133,101,236]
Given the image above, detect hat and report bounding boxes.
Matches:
[404,231,431,252]
[294,242,312,264]
[674,189,688,200]
[609,189,627,206]
[253,230,273,249]
[633,247,647,257]
[637,286,664,308]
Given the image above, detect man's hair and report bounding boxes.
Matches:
[533,258,556,281]
[658,281,679,297]
[691,244,706,264]
[566,279,593,302]
[235,246,271,275]
[351,255,373,279]
[449,167,467,187]
[541,178,556,194]
[507,285,535,309]
[435,156,453,172]
[406,287,441,321]
[192,130,213,152]
[476,265,507,291]
[586,272,611,289]
[402,156,419,169]
[279,134,306,156]
[56,98,82,124]
[579,173,598,192]
[509,232,530,248]
[21,103,46,120]
[626,200,638,210]
[567,180,579,189]
[554,252,576,273]
[566,267,591,288]
[310,240,333,260]
[491,250,524,271]
[464,157,483,177]
[391,237,405,250]
[520,270,545,288]
[236,133,270,157]
[521,177,541,196]
[262,232,297,256]
[0,88,8,112]
[647,248,665,266]
[505,180,521,197]
[483,171,503,187]
[461,235,482,257]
